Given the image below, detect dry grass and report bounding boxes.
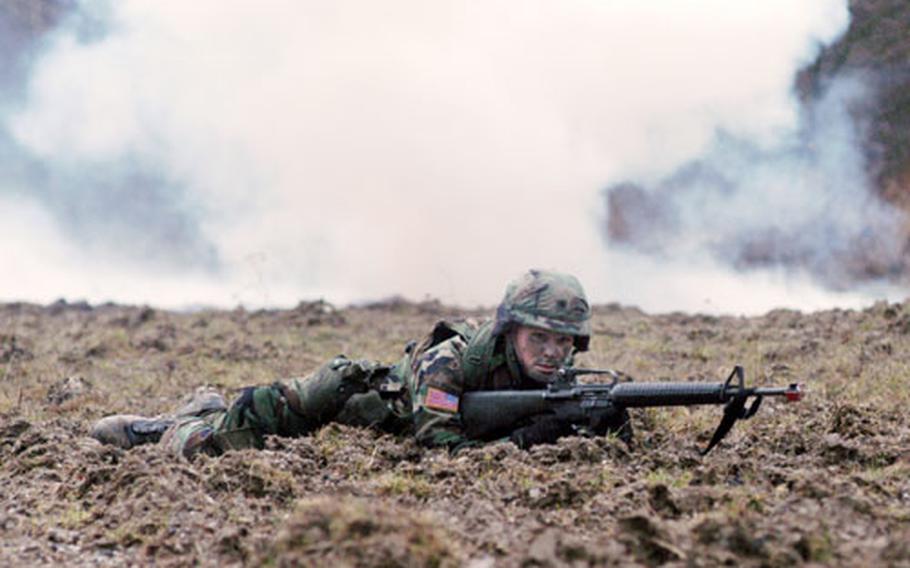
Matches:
[1,298,908,566]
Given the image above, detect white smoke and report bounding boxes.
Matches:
[606,73,909,289]
[4,0,896,314]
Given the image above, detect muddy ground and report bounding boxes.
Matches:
[1,298,909,566]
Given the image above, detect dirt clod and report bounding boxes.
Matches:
[261,496,463,567]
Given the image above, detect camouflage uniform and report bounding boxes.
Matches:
[400,318,543,452]
[159,356,411,459]
[398,269,629,453]
[93,269,631,457]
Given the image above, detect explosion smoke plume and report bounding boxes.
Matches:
[605,74,909,290]
[3,0,900,313]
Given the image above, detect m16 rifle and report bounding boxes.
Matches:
[459,365,802,454]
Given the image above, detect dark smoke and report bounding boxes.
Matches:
[0,0,70,95]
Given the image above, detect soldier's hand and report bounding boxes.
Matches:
[333,357,387,389]
[509,415,575,449]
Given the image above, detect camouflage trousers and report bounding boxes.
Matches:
[161,356,410,459]
[160,407,304,459]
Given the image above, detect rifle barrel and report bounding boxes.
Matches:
[609,381,803,407]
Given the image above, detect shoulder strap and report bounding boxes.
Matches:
[401,319,480,374]
[461,320,504,387]
[421,319,477,349]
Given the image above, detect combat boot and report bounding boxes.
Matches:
[90,389,226,450]
[90,415,175,449]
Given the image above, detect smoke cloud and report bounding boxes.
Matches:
[605,73,908,291]
[2,0,899,313]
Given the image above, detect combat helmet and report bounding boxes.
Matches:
[493,269,592,351]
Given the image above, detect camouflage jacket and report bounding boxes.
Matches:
[401,318,542,453]
[169,320,543,457]
[178,356,410,456]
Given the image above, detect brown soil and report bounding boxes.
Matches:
[1,299,909,566]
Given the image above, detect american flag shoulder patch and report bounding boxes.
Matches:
[424,387,459,413]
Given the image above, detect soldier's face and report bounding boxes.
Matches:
[511,325,574,382]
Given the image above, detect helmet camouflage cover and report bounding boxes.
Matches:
[493,269,592,351]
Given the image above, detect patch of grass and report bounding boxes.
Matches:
[795,528,834,563]
[375,472,434,499]
[105,521,144,547]
[646,468,692,489]
[57,503,92,530]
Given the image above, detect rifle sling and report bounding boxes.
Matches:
[701,395,763,455]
